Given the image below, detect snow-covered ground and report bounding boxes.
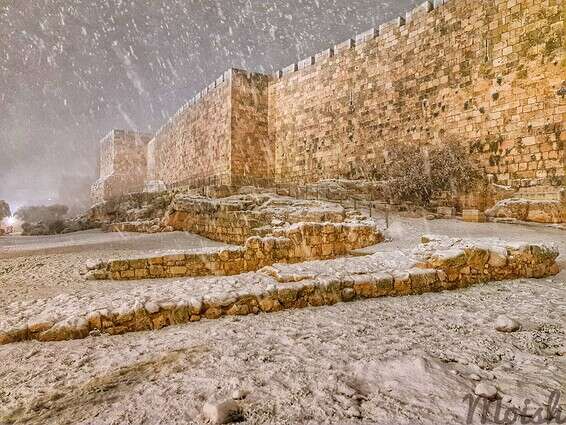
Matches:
[0,216,564,424]
[0,230,230,308]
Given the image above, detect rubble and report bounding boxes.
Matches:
[202,399,242,424]
[474,382,498,400]
[494,315,521,333]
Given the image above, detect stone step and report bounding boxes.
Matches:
[0,237,558,345]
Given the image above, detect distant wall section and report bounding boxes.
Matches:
[151,72,233,188]
[90,130,151,204]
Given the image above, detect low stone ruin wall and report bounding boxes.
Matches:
[1,238,559,345]
[161,209,262,244]
[417,235,560,285]
[89,221,383,280]
[164,194,348,244]
[110,193,349,245]
[485,198,566,224]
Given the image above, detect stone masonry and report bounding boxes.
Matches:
[92,0,565,203]
[1,237,558,344]
[147,69,272,191]
[89,221,383,280]
[91,130,152,204]
[269,0,565,188]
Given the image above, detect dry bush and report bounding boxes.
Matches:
[15,204,69,223]
[16,204,70,235]
[375,140,482,206]
[0,200,10,221]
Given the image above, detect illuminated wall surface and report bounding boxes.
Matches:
[94,0,566,201]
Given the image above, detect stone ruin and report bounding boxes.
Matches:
[1,236,559,344]
[88,220,383,281]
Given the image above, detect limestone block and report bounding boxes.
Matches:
[429,249,467,268]
[355,28,378,46]
[314,48,334,62]
[297,56,315,70]
[409,268,440,293]
[392,270,412,295]
[437,206,456,217]
[464,247,490,270]
[334,39,355,54]
[379,16,405,35]
[463,209,486,223]
[406,1,433,23]
[282,63,298,75]
[487,246,508,268]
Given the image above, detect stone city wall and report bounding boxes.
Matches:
[150,71,233,188]
[268,0,565,187]
[91,221,383,280]
[148,69,271,190]
[90,130,152,204]
[91,0,565,203]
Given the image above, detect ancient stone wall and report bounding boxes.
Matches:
[268,0,565,188]
[90,130,152,204]
[92,0,565,203]
[147,69,272,190]
[151,71,233,188]
[230,70,272,186]
[90,221,383,280]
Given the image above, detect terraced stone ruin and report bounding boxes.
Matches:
[0,236,559,344]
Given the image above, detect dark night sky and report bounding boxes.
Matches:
[0,0,419,209]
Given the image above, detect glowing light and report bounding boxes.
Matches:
[6,216,15,226]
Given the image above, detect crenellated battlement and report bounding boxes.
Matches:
[270,0,453,80]
[405,1,434,23]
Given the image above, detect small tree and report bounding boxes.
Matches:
[379,139,482,207]
[0,201,10,221]
[15,204,69,223]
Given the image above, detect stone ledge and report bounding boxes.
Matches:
[157,193,349,245]
[89,221,384,280]
[0,237,558,345]
[486,198,566,224]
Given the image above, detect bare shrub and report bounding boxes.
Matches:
[376,140,482,206]
[0,200,10,221]
[16,204,70,235]
[15,204,69,223]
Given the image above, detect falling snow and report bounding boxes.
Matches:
[0,0,419,207]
